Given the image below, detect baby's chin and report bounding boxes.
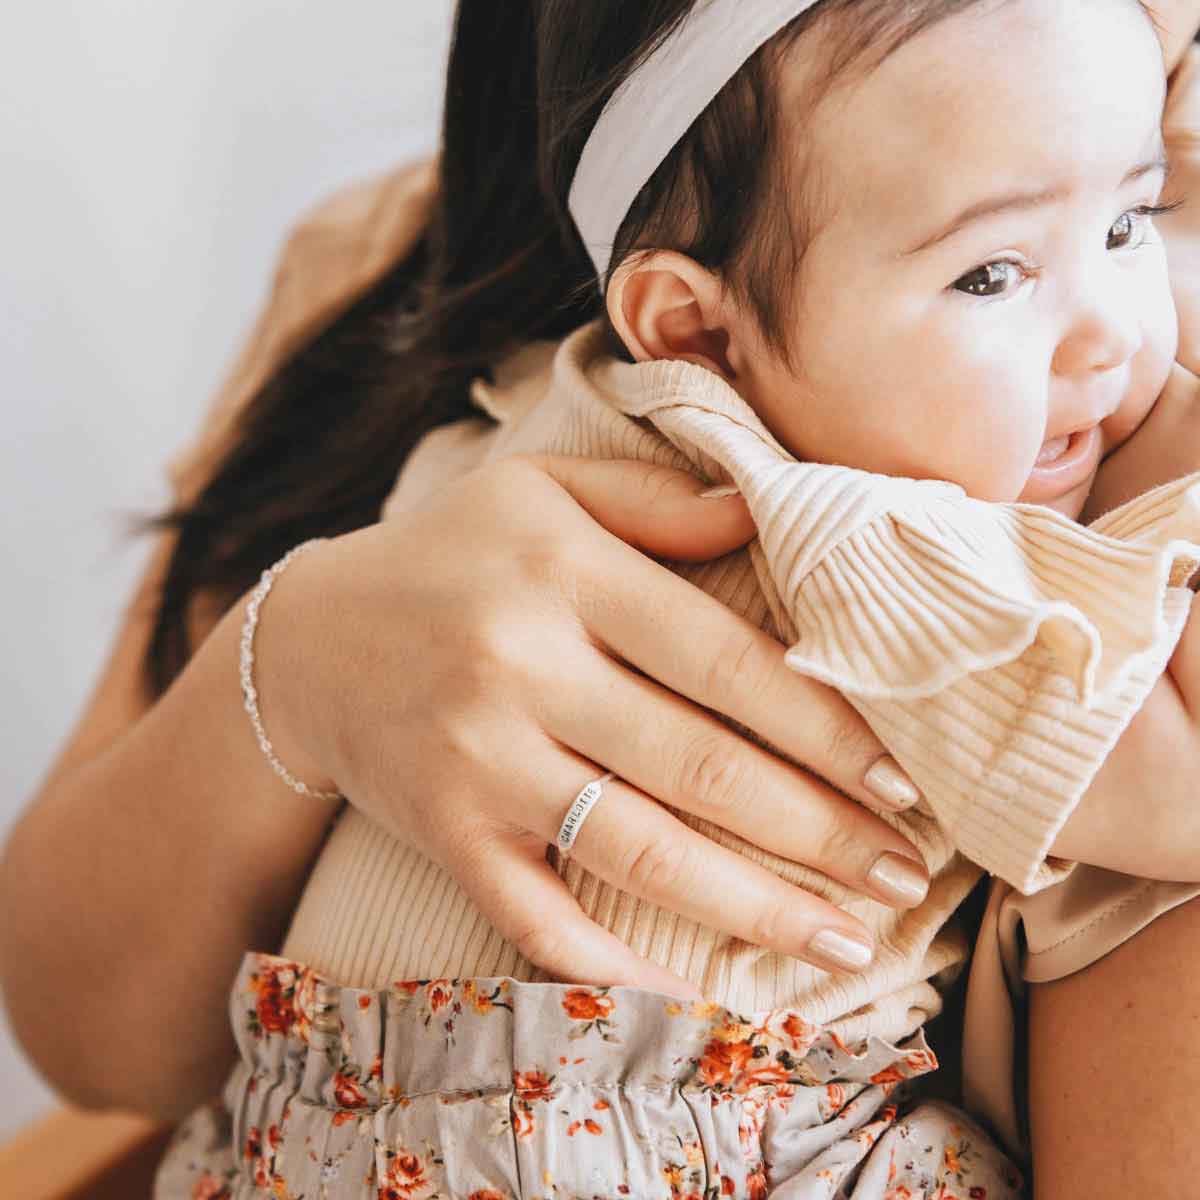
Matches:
[1017,474,1094,523]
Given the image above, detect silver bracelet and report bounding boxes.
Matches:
[239,537,342,802]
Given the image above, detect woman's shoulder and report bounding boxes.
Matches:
[166,157,440,506]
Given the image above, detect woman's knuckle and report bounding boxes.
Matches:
[623,833,694,896]
[819,709,877,771]
[815,820,866,873]
[701,631,761,700]
[510,918,568,969]
[674,734,745,810]
[747,899,791,951]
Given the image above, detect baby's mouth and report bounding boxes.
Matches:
[1035,435,1070,465]
[1021,425,1103,505]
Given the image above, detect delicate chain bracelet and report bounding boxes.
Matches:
[239,538,343,802]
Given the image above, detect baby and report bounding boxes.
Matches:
[160,2,1200,1197]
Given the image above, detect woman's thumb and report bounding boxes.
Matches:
[528,455,756,563]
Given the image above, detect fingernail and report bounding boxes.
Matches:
[867,851,930,908]
[699,483,739,499]
[863,755,921,811]
[808,929,873,972]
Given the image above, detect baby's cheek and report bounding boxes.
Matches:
[953,377,1047,502]
[1105,329,1175,451]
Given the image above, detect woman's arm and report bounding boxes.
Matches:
[1,453,935,1120]
[0,547,343,1118]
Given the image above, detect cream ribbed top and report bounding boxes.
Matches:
[280,318,1200,1044]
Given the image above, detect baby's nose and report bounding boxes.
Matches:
[1052,291,1143,377]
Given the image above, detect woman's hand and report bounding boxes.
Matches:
[263,456,930,996]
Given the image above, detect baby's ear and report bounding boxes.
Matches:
[605,250,739,378]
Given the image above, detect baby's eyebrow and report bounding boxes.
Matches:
[900,149,1170,257]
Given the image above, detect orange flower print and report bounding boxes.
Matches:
[944,1144,962,1174]
[721,1178,736,1196]
[370,1052,383,1080]
[698,1037,755,1087]
[332,1110,359,1128]
[248,960,298,1037]
[243,1123,295,1198]
[379,1150,433,1199]
[737,1060,792,1092]
[562,987,620,1043]
[190,1175,232,1200]
[562,989,614,1021]
[905,1045,938,1073]
[584,1118,603,1135]
[746,1165,768,1199]
[427,980,453,1012]
[765,1009,819,1052]
[463,980,491,1014]
[825,1083,847,1114]
[462,979,513,1015]
[244,1125,262,1163]
[333,1071,369,1109]
[286,967,330,1047]
[512,1069,556,1104]
[869,1064,909,1087]
[511,1106,536,1140]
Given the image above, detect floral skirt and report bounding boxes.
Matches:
[153,951,1024,1199]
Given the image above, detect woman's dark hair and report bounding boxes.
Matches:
[140,0,1039,699]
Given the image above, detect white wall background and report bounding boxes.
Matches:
[0,0,453,1140]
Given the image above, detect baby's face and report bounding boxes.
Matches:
[745,0,1176,520]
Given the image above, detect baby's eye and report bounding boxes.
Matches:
[1108,203,1179,251]
[951,261,1023,297]
[1107,210,1143,251]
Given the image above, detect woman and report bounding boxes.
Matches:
[2,3,1199,1195]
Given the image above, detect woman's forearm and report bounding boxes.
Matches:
[0,595,342,1120]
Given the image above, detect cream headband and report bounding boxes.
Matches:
[568,0,823,289]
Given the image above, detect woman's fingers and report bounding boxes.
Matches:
[452,827,704,999]
[528,748,879,973]
[525,454,757,563]
[562,523,922,818]
[540,650,929,909]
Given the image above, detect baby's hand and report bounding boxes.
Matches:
[1081,362,1200,523]
[1052,597,1200,879]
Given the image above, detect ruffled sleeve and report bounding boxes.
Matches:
[615,357,1200,894]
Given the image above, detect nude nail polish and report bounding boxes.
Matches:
[699,483,740,499]
[808,929,874,972]
[868,852,930,907]
[863,755,921,811]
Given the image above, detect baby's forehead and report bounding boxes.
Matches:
[775,0,1166,238]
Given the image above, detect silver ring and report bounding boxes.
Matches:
[556,771,616,856]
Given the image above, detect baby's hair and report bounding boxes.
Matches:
[138,0,1161,699]
[591,0,1003,371]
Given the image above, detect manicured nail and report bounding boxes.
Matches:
[699,483,739,499]
[863,755,921,811]
[808,929,873,972]
[867,852,930,908]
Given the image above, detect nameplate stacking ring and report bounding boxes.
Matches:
[556,771,616,856]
